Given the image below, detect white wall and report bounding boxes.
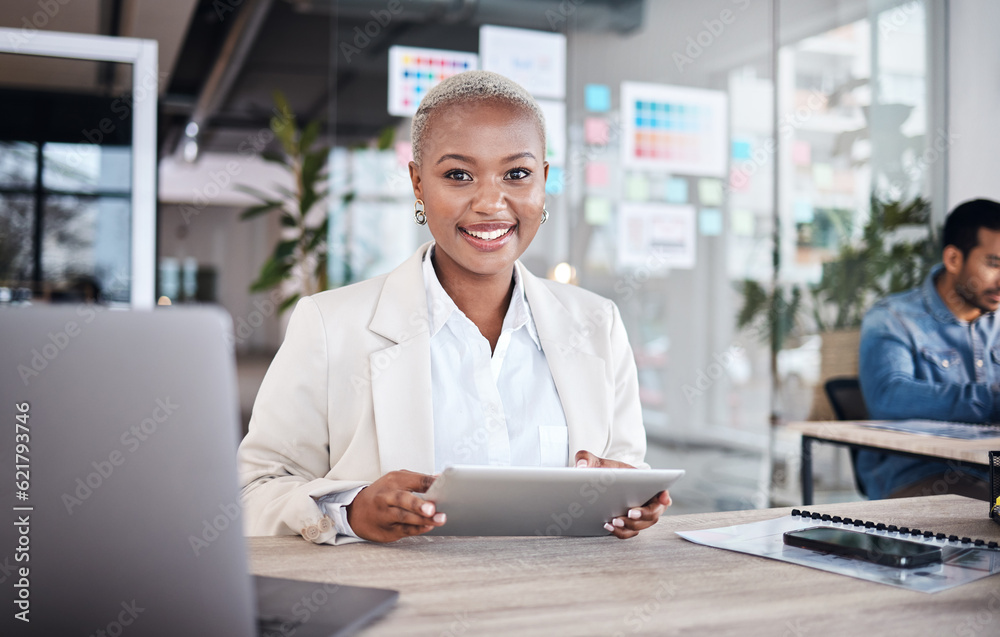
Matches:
[947,0,1000,209]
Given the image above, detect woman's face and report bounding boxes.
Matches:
[409,101,548,282]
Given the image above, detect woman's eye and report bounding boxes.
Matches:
[507,168,531,180]
[445,170,472,181]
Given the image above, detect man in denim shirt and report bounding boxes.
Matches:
[858,199,1000,500]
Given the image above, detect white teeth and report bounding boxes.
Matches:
[465,227,511,241]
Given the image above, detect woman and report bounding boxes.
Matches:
[238,71,672,545]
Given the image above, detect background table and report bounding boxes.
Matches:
[248,495,1000,637]
[786,421,999,505]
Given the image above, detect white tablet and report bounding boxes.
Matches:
[419,465,684,537]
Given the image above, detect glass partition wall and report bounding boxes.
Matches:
[323,0,945,511]
[0,30,158,308]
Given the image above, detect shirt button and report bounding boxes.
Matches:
[977,359,984,367]
[942,360,949,368]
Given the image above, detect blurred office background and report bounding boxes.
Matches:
[1,0,997,513]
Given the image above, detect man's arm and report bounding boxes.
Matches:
[858,306,1000,423]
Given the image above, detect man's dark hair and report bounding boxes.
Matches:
[942,198,1000,258]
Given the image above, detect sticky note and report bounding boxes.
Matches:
[585,197,612,225]
[545,166,564,194]
[729,168,750,191]
[812,163,834,190]
[792,140,811,166]
[794,199,814,223]
[732,139,752,160]
[731,208,755,236]
[585,162,610,188]
[585,84,611,113]
[698,178,723,206]
[585,117,610,145]
[625,174,650,201]
[699,208,723,236]
[665,177,688,203]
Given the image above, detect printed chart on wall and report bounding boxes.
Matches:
[479,25,566,100]
[387,46,479,117]
[617,202,696,271]
[621,82,728,176]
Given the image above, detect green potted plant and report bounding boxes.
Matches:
[239,91,330,314]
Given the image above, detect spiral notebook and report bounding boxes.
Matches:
[678,509,1000,593]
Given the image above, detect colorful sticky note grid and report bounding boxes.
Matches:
[697,178,723,206]
[585,84,611,112]
[665,177,688,203]
[545,166,564,195]
[732,139,752,160]
[585,197,612,225]
[699,208,723,236]
[729,167,750,191]
[812,163,834,190]
[625,174,650,201]
[585,162,610,188]
[794,199,814,223]
[585,117,610,145]
[631,100,711,161]
[792,140,811,166]
[398,54,473,110]
[731,209,755,236]
[394,141,413,167]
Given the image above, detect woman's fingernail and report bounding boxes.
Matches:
[612,518,625,528]
[576,459,588,468]
[603,523,615,532]
[421,503,434,516]
[628,509,641,520]
[433,513,446,524]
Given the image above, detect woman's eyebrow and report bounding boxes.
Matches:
[436,153,475,165]
[435,151,537,166]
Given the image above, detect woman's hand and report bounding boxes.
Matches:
[574,450,672,540]
[345,470,446,542]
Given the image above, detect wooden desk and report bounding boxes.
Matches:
[786,421,1000,505]
[248,495,1000,637]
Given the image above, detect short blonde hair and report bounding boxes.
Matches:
[410,70,546,166]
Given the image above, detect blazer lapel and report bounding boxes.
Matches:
[519,263,611,460]
[368,243,436,475]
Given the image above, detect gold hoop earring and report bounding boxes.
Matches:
[540,208,549,224]
[414,199,427,225]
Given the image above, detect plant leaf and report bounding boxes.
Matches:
[278,293,300,314]
[239,202,282,220]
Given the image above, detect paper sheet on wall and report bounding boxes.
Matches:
[617,203,695,270]
[678,515,1000,593]
[479,25,565,100]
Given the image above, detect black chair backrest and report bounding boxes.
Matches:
[825,377,869,421]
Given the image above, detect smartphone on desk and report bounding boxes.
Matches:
[783,527,942,568]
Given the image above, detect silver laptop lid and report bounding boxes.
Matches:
[1,306,256,636]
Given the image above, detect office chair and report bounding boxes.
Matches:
[824,377,869,496]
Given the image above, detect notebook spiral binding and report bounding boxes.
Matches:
[991,451,999,526]
[789,508,1000,550]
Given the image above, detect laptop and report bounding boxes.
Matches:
[0,306,397,636]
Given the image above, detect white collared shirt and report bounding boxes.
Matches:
[422,244,569,472]
[321,244,569,540]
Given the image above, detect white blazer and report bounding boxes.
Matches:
[237,242,647,542]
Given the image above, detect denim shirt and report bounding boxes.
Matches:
[856,264,999,499]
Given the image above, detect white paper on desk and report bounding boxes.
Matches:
[677,516,1000,593]
[861,420,1000,440]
